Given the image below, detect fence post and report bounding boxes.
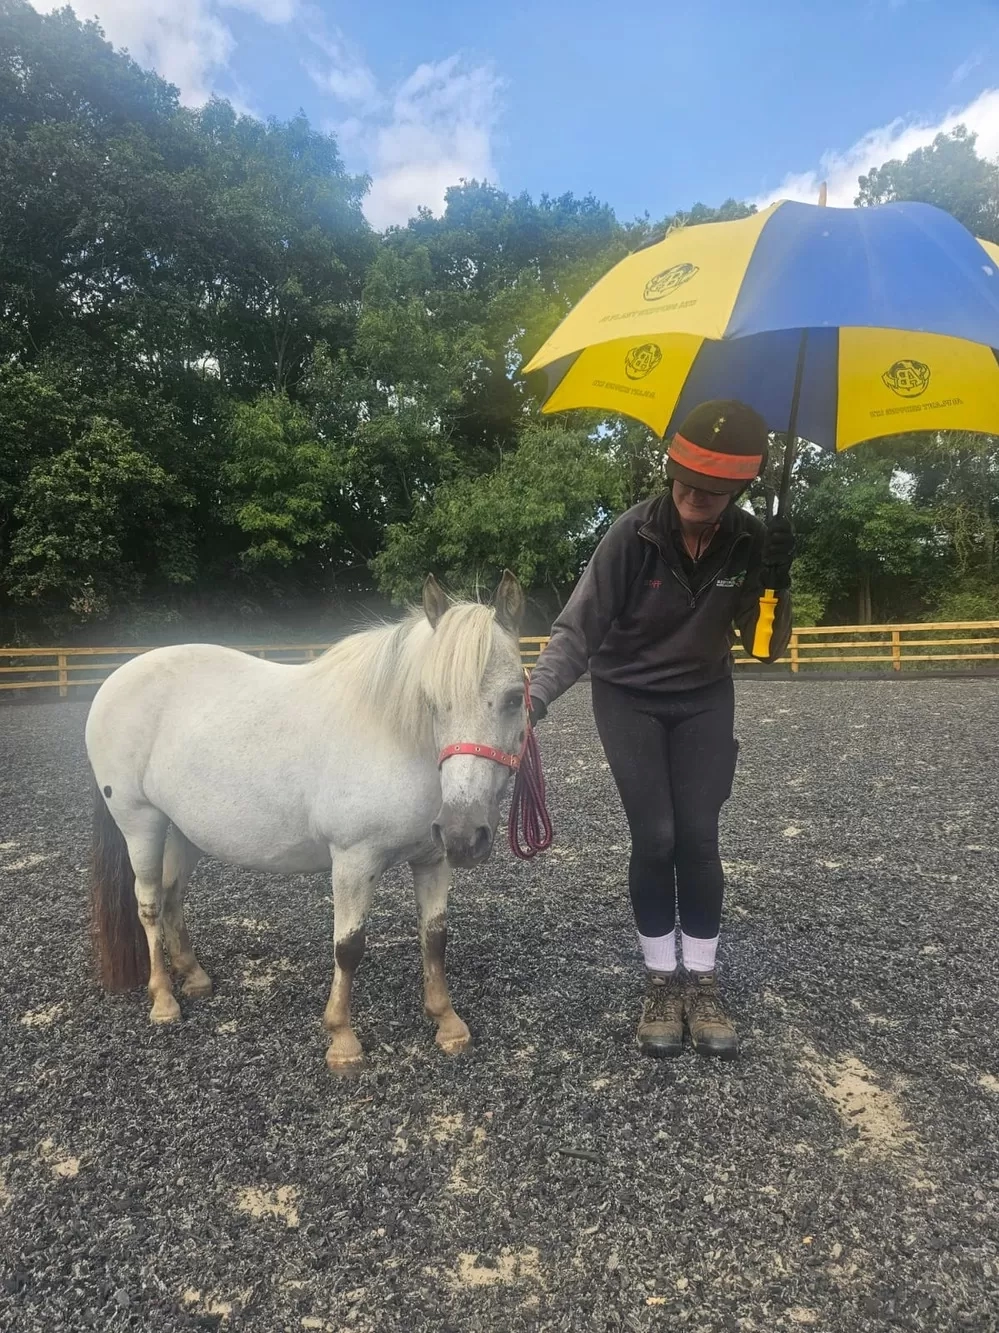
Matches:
[891,629,901,672]
[58,652,69,698]
[790,630,800,674]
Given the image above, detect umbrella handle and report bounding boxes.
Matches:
[751,588,779,659]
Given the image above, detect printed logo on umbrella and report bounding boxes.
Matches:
[624,343,663,379]
[882,359,931,398]
[643,263,699,301]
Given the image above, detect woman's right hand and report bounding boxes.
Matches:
[528,695,547,728]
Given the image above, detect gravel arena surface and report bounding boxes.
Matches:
[2,680,999,1332]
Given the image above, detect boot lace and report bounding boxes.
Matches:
[688,974,728,1026]
[644,975,682,1022]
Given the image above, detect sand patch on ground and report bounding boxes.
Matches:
[448,1125,488,1197]
[219,916,272,931]
[801,1046,933,1190]
[37,1138,80,1179]
[428,1113,464,1142]
[20,1002,70,1028]
[1,853,54,874]
[979,1073,999,1094]
[234,1184,301,1227]
[240,957,296,990]
[391,1112,489,1195]
[802,1048,915,1153]
[450,1247,542,1288]
[181,1288,252,1321]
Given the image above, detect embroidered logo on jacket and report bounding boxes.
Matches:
[645,579,662,589]
[716,574,746,588]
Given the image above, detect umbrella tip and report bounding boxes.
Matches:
[817,181,828,207]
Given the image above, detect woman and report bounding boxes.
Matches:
[527,400,794,1060]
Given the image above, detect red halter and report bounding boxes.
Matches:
[436,675,553,859]
[437,741,521,770]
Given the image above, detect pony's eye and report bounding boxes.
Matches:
[502,690,524,712]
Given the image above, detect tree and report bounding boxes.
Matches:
[371,423,625,617]
[792,451,940,623]
[856,126,999,241]
[222,393,344,576]
[4,417,192,623]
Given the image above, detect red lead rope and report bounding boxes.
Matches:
[436,675,554,861]
[507,699,553,860]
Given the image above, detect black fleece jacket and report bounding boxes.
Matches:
[528,493,792,707]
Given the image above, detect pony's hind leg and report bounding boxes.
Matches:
[411,857,470,1056]
[162,827,211,999]
[121,809,179,1024]
[324,846,379,1075]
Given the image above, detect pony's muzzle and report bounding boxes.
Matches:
[432,807,494,867]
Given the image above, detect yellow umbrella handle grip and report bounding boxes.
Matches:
[751,588,779,659]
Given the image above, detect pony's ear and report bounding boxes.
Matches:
[493,569,525,635]
[422,574,450,630]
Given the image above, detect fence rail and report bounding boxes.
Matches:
[731,620,999,672]
[2,622,998,698]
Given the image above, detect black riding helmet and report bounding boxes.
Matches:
[666,400,770,496]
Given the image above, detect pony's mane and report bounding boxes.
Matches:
[315,601,507,749]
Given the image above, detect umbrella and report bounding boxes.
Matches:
[522,198,999,653]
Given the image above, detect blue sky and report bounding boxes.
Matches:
[32,0,999,229]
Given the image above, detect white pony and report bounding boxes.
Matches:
[86,573,527,1073]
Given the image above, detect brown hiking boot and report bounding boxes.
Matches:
[637,973,684,1059]
[684,971,738,1059]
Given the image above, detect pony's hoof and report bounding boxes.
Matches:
[326,1049,365,1077]
[149,998,181,1025]
[436,1025,472,1057]
[182,972,213,999]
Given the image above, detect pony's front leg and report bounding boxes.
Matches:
[411,857,470,1056]
[324,847,378,1075]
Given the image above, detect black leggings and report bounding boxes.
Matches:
[591,676,737,940]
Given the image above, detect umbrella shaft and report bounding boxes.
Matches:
[776,329,809,517]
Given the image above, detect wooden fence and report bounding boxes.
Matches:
[732,620,999,673]
[1,622,998,698]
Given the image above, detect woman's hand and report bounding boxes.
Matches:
[762,516,795,588]
[528,695,547,728]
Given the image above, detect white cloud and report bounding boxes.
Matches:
[952,50,986,85]
[753,87,999,209]
[364,57,502,230]
[306,27,383,113]
[223,0,298,20]
[313,47,503,231]
[29,0,296,107]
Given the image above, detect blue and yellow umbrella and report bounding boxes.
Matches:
[522,198,999,653]
[524,199,999,455]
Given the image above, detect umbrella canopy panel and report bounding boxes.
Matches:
[526,207,999,452]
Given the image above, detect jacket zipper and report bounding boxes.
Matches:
[642,527,752,609]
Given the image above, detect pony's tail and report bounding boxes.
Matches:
[90,784,148,991]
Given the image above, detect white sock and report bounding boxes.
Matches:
[637,930,677,975]
[681,932,719,973]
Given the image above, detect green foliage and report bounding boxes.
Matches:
[856,126,999,241]
[2,5,999,640]
[5,416,192,619]
[372,424,624,606]
[792,452,940,623]
[790,590,825,628]
[922,579,999,622]
[223,394,343,571]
